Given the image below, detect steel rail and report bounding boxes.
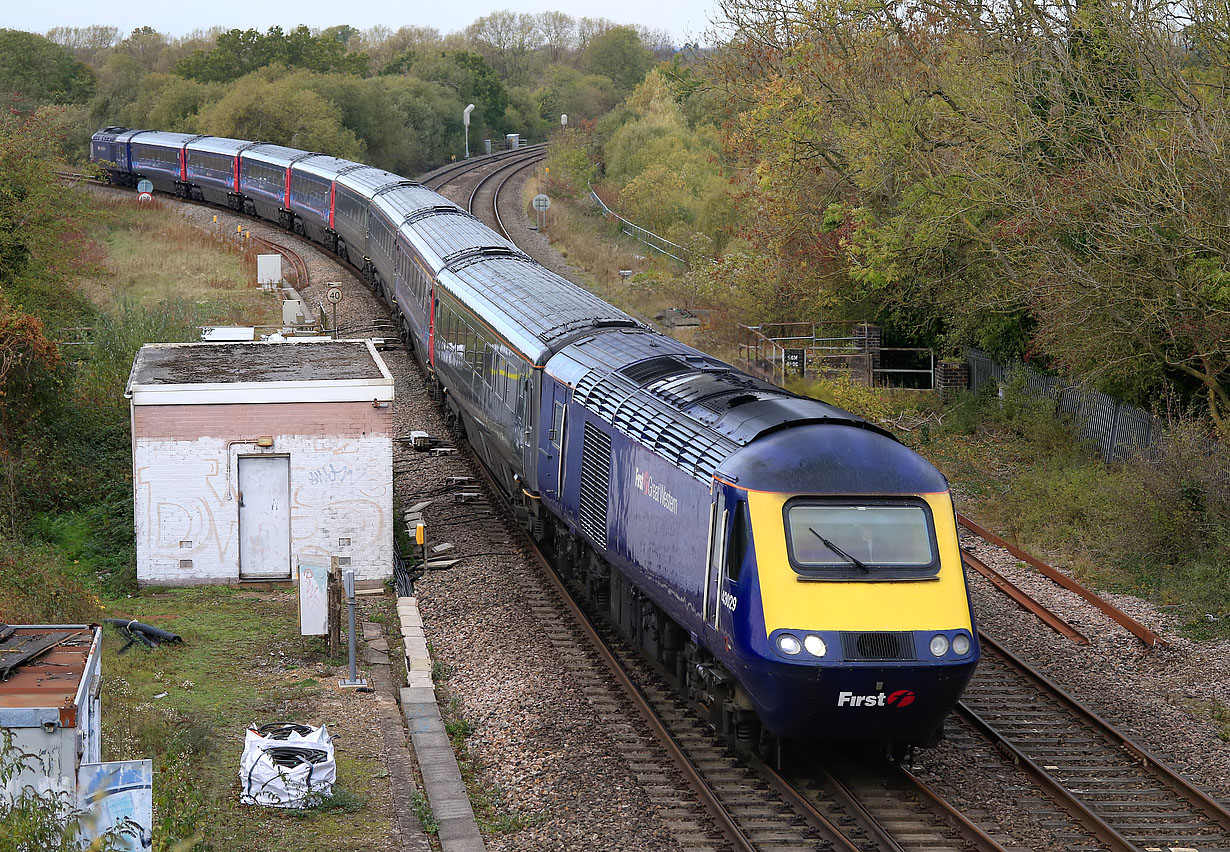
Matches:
[421,142,548,191]
[961,548,1090,644]
[955,701,1141,852]
[958,512,1166,647]
[465,150,544,229]
[977,631,1230,832]
[895,764,1015,852]
[471,490,758,851]
[749,757,873,852]
[490,155,545,240]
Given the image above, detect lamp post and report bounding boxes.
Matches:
[463,104,475,159]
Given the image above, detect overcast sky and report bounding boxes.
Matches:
[5,1,721,46]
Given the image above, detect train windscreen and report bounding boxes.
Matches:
[785,503,936,574]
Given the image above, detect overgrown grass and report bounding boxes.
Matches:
[912,378,1230,639]
[78,199,274,326]
[100,587,395,851]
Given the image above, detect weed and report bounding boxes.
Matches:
[408,789,438,835]
[291,787,365,817]
[432,659,454,683]
[0,730,130,851]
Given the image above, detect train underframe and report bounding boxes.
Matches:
[536,512,762,750]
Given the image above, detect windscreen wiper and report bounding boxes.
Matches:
[810,527,870,573]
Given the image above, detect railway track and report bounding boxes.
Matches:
[958,633,1230,852]
[70,149,1230,852]
[465,149,545,239]
[446,430,1015,852]
[420,142,547,192]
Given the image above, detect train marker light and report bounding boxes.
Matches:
[952,633,971,656]
[804,635,827,657]
[929,634,950,657]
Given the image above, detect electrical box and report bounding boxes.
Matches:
[298,563,329,636]
[282,299,307,326]
[257,254,283,285]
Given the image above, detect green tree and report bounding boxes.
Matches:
[533,65,619,124]
[580,26,653,92]
[0,30,94,112]
[407,51,511,139]
[174,26,367,83]
[193,71,364,158]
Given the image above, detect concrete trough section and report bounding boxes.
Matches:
[397,597,485,852]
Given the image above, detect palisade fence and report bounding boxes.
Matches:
[966,349,1170,463]
[587,181,710,267]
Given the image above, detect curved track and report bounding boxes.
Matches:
[420,143,547,192]
[464,150,545,239]
[73,157,1230,852]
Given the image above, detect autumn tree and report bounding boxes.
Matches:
[711,0,1230,431]
[0,111,92,533]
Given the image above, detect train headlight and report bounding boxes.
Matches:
[952,633,971,656]
[777,633,802,656]
[929,634,950,657]
[803,635,826,657]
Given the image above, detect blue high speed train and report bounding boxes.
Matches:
[92,127,979,749]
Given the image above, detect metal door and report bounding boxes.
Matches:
[238,456,291,579]
[538,379,569,503]
[703,491,727,629]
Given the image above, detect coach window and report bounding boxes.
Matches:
[551,401,564,449]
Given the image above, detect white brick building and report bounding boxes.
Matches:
[126,340,394,587]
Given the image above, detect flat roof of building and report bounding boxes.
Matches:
[0,625,98,719]
[131,340,385,384]
[126,340,394,406]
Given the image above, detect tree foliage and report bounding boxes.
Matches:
[193,69,365,158]
[173,26,368,83]
[0,30,94,112]
[712,0,1230,432]
[581,26,654,92]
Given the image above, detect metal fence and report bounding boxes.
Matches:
[738,322,934,389]
[588,181,709,266]
[966,349,1165,462]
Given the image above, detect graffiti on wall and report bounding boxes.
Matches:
[135,437,391,581]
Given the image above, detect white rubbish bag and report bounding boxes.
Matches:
[238,724,336,808]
